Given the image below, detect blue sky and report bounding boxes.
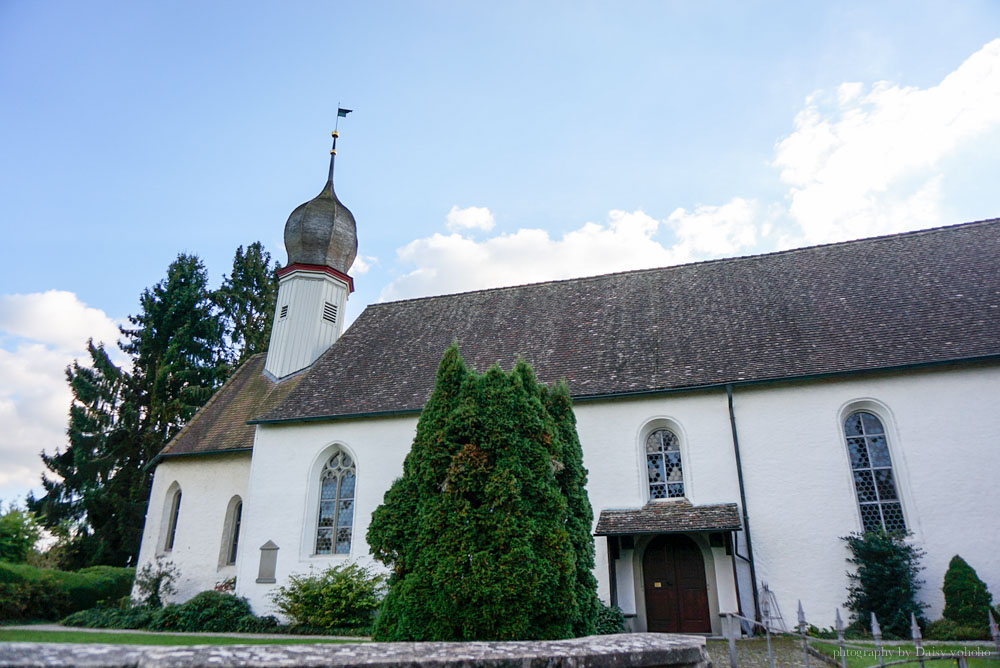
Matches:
[2,1,999,503]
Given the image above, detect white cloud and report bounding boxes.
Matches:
[351,255,378,275]
[446,205,495,232]
[0,290,120,351]
[774,38,1000,244]
[667,198,758,260]
[0,292,121,503]
[380,202,759,301]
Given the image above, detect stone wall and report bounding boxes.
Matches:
[0,633,710,667]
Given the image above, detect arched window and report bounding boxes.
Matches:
[164,488,182,551]
[844,411,906,533]
[224,498,242,565]
[315,448,355,554]
[646,428,684,499]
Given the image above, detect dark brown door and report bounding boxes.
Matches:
[643,534,711,633]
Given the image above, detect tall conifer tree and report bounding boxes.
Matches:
[214,242,279,368]
[29,341,139,567]
[368,345,600,641]
[121,253,227,447]
[32,253,228,566]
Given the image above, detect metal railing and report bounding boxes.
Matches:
[720,606,1000,668]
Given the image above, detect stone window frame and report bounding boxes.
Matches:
[639,418,690,503]
[301,442,359,559]
[218,495,243,568]
[160,482,182,554]
[838,399,912,535]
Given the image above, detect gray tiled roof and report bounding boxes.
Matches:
[257,219,1000,423]
[594,501,742,535]
[159,354,305,458]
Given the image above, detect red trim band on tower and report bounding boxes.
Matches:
[277,263,354,292]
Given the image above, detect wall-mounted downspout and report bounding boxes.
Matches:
[727,383,760,621]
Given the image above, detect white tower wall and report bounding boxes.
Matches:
[264,268,350,379]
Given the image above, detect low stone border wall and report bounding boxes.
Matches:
[0,633,710,667]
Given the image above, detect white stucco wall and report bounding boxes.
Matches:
[134,453,252,603]
[147,361,1000,632]
[731,363,1000,626]
[237,414,420,615]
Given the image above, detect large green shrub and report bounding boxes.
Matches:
[0,561,133,620]
[367,346,601,641]
[843,532,926,638]
[942,555,993,629]
[148,591,263,632]
[270,562,386,632]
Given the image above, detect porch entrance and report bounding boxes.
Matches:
[643,534,711,633]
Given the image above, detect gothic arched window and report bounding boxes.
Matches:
[646,428,684,499]
[315,448,356,554]
[844,411,906,533]
[164,487,182,552]
[224,497,242,565]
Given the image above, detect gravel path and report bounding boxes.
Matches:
[707,636,833,668]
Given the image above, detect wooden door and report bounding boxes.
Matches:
[643,534,711,633]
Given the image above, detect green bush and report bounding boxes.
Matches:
[842,531,926,639]
[594,603,626,634]
[0,579,71,621]
[270,562,385,631]
[925,618,989,641]
[149,591,256,632]
[62,605,155,630]
[942,555,993,630]
[0,561,134,620]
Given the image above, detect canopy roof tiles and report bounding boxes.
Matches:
[594,501,742,535]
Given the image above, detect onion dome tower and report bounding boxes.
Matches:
[265,126,357,379]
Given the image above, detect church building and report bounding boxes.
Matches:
[135,137,1000,635]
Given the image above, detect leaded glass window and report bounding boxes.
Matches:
[844,411,906,533]
[315,449,355,555]
[646,429,684,499]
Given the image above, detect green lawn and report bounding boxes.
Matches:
[811,639,998,668]
[0,629,360,646]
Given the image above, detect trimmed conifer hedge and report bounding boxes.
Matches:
[367,345,602,641]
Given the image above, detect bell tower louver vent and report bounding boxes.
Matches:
[279,305,289,319]
[323,302,338,324]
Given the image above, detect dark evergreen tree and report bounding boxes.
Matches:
[942,555,993,629]
[121,253,227,448]
[540,380,601,637]
[28,341,140,567]
[32,254,228,567]
[843,531,926,638]
[368,345,599,641]
[214,242,279,368]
